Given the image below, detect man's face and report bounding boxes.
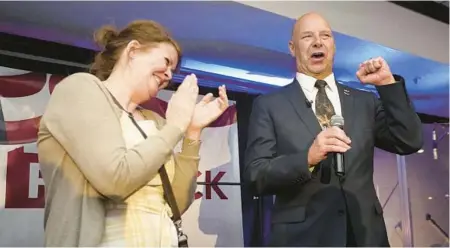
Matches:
[289,14,335,78]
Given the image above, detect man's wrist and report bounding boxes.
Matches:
[376,74,402,87]
[376,75,396,86]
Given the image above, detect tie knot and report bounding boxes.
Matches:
[315,80,328,89]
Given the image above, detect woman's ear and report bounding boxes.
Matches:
[124,40,141,61]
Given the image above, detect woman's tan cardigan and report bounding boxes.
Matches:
[37,73,200,247]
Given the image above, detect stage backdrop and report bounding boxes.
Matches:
[0,66,244,247]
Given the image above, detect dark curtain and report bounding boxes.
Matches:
[236,92,274,247]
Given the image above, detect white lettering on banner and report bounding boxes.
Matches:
[28,163,44,199]
[23,143,37,154]
[24,144,45,199]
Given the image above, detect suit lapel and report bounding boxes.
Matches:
[284,80,322,137]
[337,83,354,135]
[283,79,354,137]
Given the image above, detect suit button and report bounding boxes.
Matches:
[338,210,345,216]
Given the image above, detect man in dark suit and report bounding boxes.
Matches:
[244,12,423,247]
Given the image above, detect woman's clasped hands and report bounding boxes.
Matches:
[165,74,229,137]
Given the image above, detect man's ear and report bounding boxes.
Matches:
[288,40,296,57]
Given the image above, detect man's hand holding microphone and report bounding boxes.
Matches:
[308,126,351,167]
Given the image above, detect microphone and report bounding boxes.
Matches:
[305,99,312,108]
[331,115,345,177]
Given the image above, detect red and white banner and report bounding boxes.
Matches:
[0,66,244,247]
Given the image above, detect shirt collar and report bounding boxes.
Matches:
[295,72,337,93]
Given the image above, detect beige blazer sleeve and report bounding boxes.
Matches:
[40,73,184,202]
[143,110,200,215]
[172,138,200,214]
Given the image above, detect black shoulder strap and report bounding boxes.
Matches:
[127,114,182,222]
[106,90,183,222]
[127,111,188,247]
[106,90,188,247]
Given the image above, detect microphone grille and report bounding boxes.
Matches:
[331,115,344,127]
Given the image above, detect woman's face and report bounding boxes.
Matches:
[129,42,179,102]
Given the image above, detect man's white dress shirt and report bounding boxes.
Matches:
[295,72,342,117]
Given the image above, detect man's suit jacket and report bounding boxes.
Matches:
[244,75,423,247]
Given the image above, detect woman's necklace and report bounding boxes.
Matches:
[104,85,145,121]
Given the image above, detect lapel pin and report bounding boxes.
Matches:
[344,89,350,95]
